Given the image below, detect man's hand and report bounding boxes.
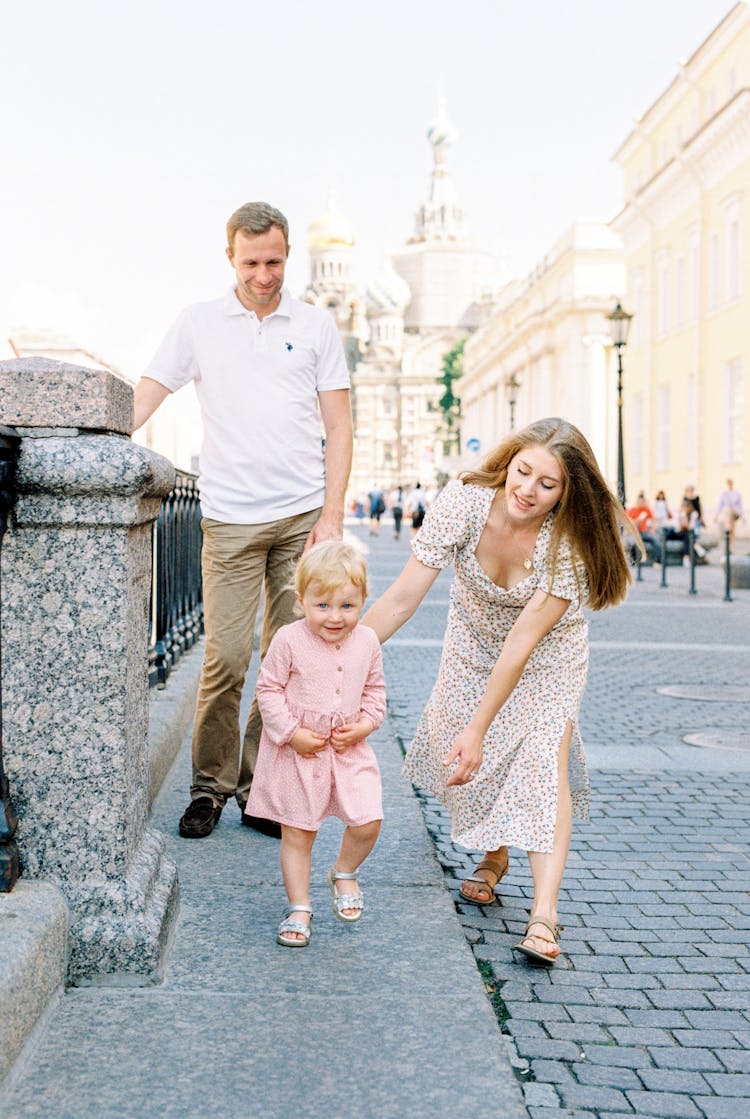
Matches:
[289,728,328,757]
[330,718,374,753]
[304,508,344,550]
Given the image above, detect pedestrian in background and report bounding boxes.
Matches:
[363,418,637,966]
[246,542,386,947]
[406,482,426,532]
[715,478,744,551]
[390,485,405,539]
[368,488,385,535]
[653,489,672,534]
[132,201,353,840]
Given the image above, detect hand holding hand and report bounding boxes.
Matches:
[444,727,483,787]
[330,718,374,753]
[290,727,328,757]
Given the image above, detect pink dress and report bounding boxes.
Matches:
[246,620,386,830]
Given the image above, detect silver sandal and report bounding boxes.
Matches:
[327,865,364,923]
[277,904,313,947]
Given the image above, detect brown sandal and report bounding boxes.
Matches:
[513,917,563,966]
[458,852,509,907]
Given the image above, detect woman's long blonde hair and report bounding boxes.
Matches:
[461,418,637,610]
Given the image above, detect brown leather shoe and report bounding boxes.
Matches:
[241,814,282,839]
[179,797,222,838]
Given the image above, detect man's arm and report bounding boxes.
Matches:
[132,377,172,432]
[305,388,353,548]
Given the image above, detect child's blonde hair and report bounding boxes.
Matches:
[295,540,369,601]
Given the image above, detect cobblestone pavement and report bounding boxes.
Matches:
[351,519,750,1119]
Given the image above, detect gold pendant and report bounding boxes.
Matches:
[523,558,532,571]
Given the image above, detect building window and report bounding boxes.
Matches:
[686,372,698,471]
[657,255,671,335]
[675,256,686,328]
[688,230,700,320]
[723,359,744,464]
[727,206,741,302]
[631,271,645,347]
[656,383,671,471]
[708,233,720,311]
[632,392,644,474]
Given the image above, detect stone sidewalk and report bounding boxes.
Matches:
[3,519,749,1119]
[0,527,526,1117]
[369,521,750,1119]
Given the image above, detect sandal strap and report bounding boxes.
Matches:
[286,904,313,916]
[524,917,561,942]
[477,856,508,877]
[330,868,358,881]
[278,918,310,936]
[333,891,364,910]
[462,875,495,888]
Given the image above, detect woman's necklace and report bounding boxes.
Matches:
[503,503,534,571]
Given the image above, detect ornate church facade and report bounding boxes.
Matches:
[304,99,499,500]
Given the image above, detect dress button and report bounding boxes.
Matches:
[335,688,341,695]
[335,644,341,650]
[337,665,343,672]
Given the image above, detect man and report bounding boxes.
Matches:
[133,201,353,839]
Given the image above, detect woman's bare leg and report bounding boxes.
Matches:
[521,722,573,959]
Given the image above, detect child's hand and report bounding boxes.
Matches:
[290,728,328,757]
[330,719,374,753]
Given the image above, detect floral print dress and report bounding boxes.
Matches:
[402,480,590,854]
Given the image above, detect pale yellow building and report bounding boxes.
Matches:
[459,223,625,478]
[611,1,749,531]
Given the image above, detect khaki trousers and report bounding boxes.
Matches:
[191,507,321,808]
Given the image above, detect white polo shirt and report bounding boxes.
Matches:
[145,287,350,523]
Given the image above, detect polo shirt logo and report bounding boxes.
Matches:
[285,342,293,351]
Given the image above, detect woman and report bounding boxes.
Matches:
[363,418,636,965]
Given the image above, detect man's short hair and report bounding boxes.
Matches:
[226,201,289,251]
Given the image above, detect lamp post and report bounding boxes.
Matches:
[505,373,521,431]
[606,302,633,507]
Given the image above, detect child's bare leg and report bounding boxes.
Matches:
[331,819,381,918]
[280,824,316,942]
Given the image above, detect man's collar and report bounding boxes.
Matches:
[224,286,293,320]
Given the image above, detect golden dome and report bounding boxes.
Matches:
[307,190,355,249]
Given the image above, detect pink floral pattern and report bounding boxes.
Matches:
[402,480,590,853]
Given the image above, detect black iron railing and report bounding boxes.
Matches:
[148,470,203,688]
[0,425,20,891]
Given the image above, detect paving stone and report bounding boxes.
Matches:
[624,1090,703,1117]
[557,1084,632,1112]
[609,1026,676,1046]
[573,1062,642,1090]
[718,1049,750,1073]
[522,1082,561,1108]
[637,1068,711,1094]
[646,1047,725,1071]
[700,1098,750,1119]
[624,1009,690,1028]
[704,1072,750,1096]
[512,1037,585,1062]
[684,1011,749,1030]
[581,1044,653,1069]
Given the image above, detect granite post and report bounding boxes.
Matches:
[0,358,179,984]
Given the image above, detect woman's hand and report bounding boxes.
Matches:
[444,727,484,786]
[330,719,374,753]
[289,728,328,757]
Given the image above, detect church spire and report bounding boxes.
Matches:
[410,95,467,243]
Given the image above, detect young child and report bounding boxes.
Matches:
[245,540,386,947]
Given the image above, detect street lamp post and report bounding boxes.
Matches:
[505,373,521,431]
[606,302,633,507]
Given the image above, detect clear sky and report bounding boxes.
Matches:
[0,0,739,377]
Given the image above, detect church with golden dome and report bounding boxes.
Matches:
[304,99,500,500]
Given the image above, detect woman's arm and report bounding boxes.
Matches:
[445,589,571,786]
[361,556,442,643]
